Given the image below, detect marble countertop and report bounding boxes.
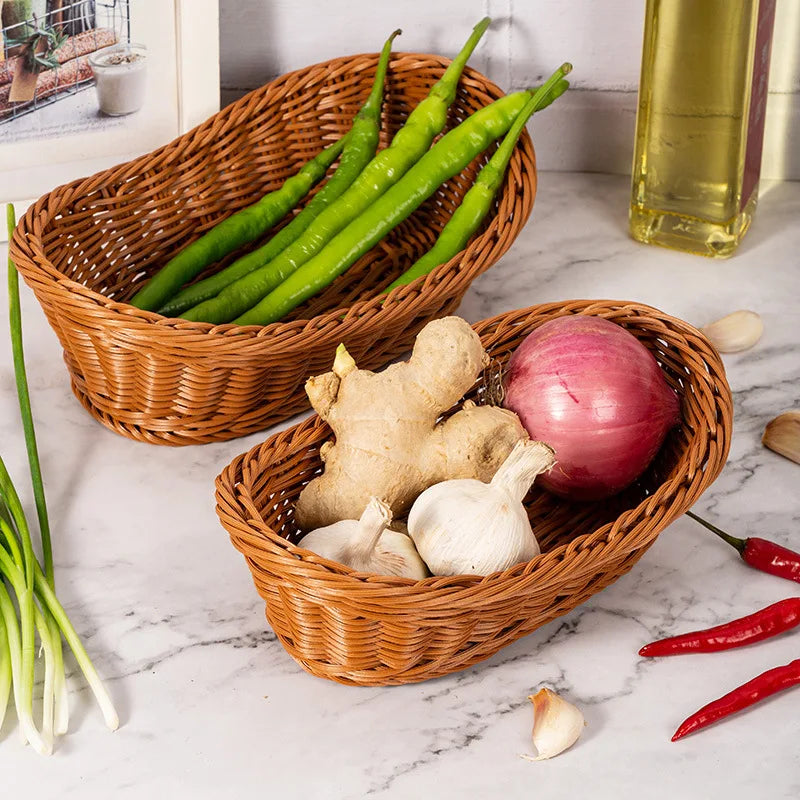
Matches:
[1,172,799,798]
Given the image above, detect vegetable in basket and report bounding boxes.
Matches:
[294,316,526,531]
[408,439,555,576]
[129,131,348,312]
[158,28,403,317]
[182,17,494,324]
[231,64,570,327]
[385,65,571,293]
[297,497,428,579]
[503,315,681,500]
[4,205,118,754]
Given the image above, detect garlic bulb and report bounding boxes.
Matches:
[407,439,555,576]
[297,497,428,579]
[528,688,585,760]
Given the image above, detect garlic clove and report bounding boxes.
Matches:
[528,688,585,760]
[763,410,800,465]
[701,310,763,353]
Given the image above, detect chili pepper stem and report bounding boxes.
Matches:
[686,510,746,553]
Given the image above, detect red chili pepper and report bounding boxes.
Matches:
[672,658,800,741]
[687,511,800,584]
[640,597,800,657]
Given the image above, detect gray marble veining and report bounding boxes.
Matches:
[1,172,799,798]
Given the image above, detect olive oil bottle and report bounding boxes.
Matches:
[630,0,777,257]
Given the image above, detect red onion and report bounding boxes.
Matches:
[503,315,681,501]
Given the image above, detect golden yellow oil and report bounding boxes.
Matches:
[630,0,767,258]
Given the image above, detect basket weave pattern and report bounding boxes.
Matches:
[10,53,536,445]
[216,300,733,686]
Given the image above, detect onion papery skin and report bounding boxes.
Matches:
[503,315,681,501]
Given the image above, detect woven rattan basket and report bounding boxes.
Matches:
[216,300,733,686]
[9,52,536,445]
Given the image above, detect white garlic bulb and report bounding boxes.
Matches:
[297,497,429,580]
[407,439,555,576]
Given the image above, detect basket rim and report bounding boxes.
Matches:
[215,300,733,603]
[9,51,536,354]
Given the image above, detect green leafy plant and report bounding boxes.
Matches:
[7,17,67,74]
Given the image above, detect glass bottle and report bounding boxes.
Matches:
[629,0,777,258]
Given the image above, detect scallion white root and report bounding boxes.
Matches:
[34,572,119,731]
[0,582,50,754]
[34,605,56,745]
[53,656,69,736]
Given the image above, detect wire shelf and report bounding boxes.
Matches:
[1,0,130,126]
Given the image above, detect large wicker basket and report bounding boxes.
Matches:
[216,300,733,686]
[9,52,536,445]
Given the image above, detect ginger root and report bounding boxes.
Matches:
[295,316,527,530]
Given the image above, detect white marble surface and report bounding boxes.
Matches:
[1,171,799,798]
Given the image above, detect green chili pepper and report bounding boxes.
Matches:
[182,17,492,324]
[384,64,571,294]
[158,29,402,318]
[128,132,350,312]
[234,74,568,327]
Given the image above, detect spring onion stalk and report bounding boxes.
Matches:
[0,460,38,751]
[7,209,53,579]
[0,580,48,753]
[0,616,12,731]
[35,605,55,744]
[2,205,118,752]
[0,532,58,740]
[32,566,119,731]
[5,208,67,734]
[1,511,55,751]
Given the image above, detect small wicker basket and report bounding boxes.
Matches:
[215,300,733,686]
[9,52,536,445]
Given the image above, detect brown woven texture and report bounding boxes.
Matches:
[216,300,733,686]
[9,52,536,445]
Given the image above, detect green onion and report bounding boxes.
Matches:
[2,204,118,754]
[0,615,12,732]
[6,202,68,734]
